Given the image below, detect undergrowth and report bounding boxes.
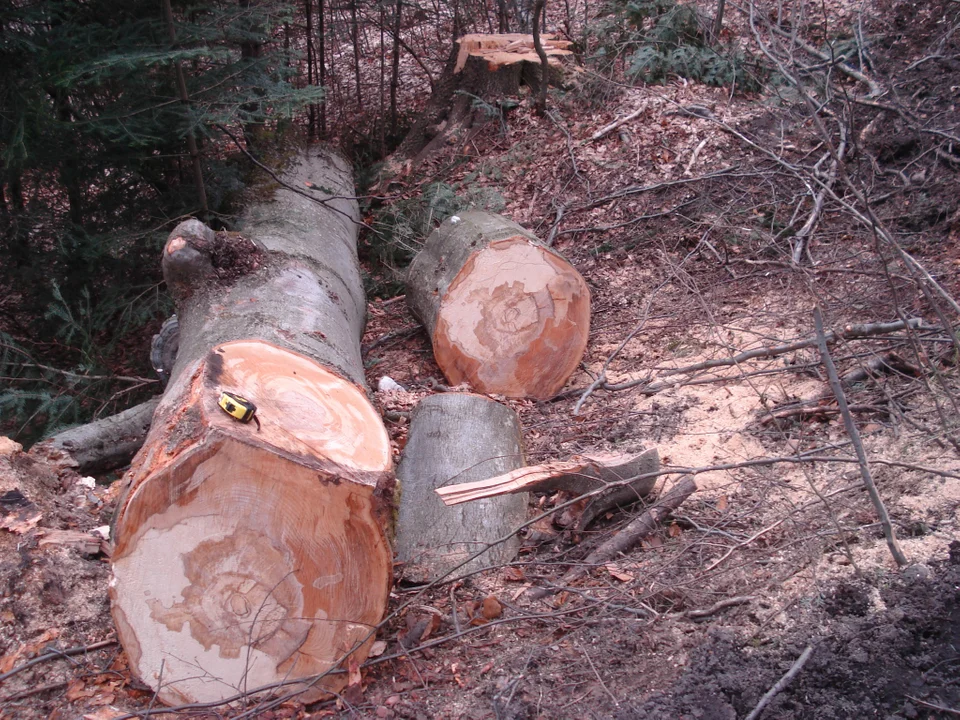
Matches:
[0,262,169,445]
[590,0,766,92]
[361,180,506,297]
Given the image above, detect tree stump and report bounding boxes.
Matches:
[109,151,395,706]
[395,393,528,583]
[406,211,590,399]
[386,33,574,174]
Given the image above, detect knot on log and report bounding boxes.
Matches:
[162,219,264,300]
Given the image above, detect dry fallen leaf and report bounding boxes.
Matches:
[481,595,502,620]
[0,628,60,673]
[503,566,526,582]
[667,522,683,538]
[605,563,635,582]
[368,639,388,657]
[82,708,125,720]
[421,612,442,642]
[716,495,729,512]
[65,679,96,701]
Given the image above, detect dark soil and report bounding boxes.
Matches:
[620,557,960,720]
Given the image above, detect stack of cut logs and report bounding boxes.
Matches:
[26,33,689,708]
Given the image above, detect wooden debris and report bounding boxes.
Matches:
[436,448,659,531]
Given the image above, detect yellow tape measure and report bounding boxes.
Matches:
[218,391,260,429]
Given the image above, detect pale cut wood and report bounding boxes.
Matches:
[395,393,528,583]
[406,211,590,399]
[436,448,659,531]
[30,397,160,475]
[111,150,394,706]
[454,33,573,73]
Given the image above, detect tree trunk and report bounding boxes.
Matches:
[350,0,363,109]
[306,0,316,138]
[30,399,161,476]
[395,393,527,583]
[318,0,327,136]
[406,211,590,399]
[109,151,394,706]
[389,0,403,132]
[531,0,549,114]
[163,0,207,214]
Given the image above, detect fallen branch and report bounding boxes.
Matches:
[436,449,660,532]
[791,120,847,264]
[589,317,935,401]
[29,398,160,475]
[683,595,756,620]
[582,168,737,211]
[814,308,908,567]
[589,104,647,142]
[744,645,814,720]
[0,638,117,683]
[531,476,697,599]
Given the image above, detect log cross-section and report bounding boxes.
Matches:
[406,211,590,399]
[109,151,394,706]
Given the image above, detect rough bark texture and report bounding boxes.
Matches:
[436,448,660,531]
[407,211,590,399]
[29,398,161,475]
[110,150,394,706]
[395,393,528,583]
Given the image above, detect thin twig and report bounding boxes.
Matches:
[814,307,908,567]
[0,639,117,683]
[744,645,814,720]
[683,595,756,620]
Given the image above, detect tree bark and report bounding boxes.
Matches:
[395,393,528,583]
[109,151,394,706]
[29,399,160,476]
[406,211,590,399]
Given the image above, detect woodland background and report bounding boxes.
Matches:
[2,0,960,717]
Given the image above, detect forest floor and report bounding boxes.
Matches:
[2,0,960,717]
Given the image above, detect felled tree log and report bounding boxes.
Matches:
[110,151,394,706]
[436,448,659,532]
[406,211,590,399]
[29,398,161,475]
[395,393,528,583]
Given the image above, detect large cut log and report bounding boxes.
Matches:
[436,448,659,531]
[395,393,528,583]
[29,398,160,475]
[406,211,590,399]
[110,151,394,706]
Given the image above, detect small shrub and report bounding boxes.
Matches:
[363,180,506,297]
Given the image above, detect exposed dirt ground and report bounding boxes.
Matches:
[2,0,960,717]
